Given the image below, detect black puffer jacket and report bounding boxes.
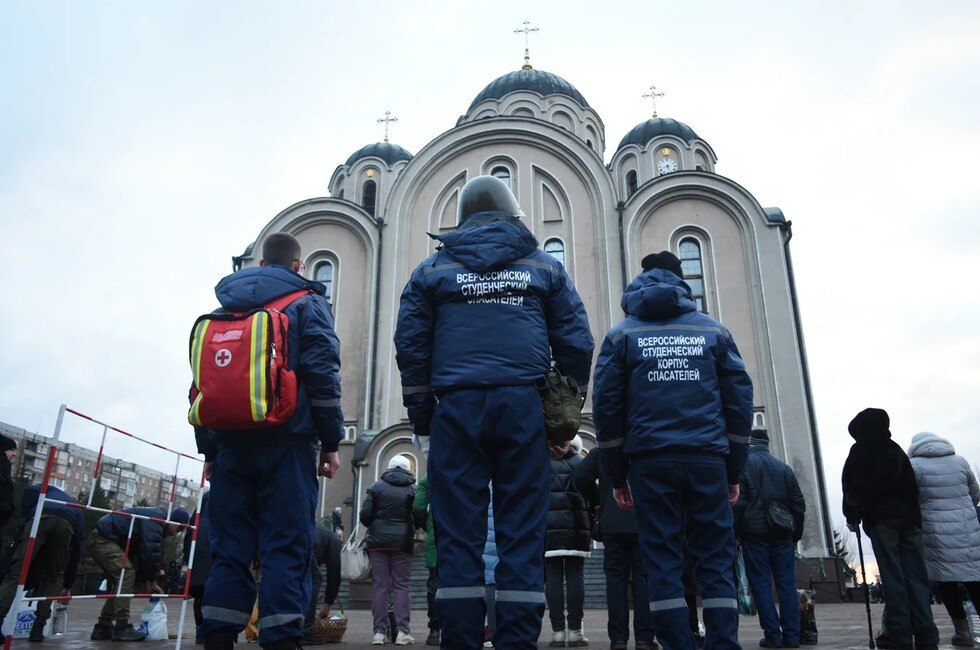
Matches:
[546,451,592,557]
[360,467,417,553]
[96,507,171,581]
[842,412,921,529]
[573,448,637,537]
[735,445,806,541]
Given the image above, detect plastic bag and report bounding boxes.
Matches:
[138,598,169,641]
[340,528,370,581]
[1,599,36,638]
[735,545,756,616]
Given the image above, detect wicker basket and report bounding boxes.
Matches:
[311,604,348,644]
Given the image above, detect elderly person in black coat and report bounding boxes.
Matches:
[842,408,939,650]
[360,455,417,645]
[545,436,592,647]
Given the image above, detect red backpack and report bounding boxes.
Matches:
[187,290,310,429]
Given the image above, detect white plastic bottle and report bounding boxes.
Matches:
[49,603,68,636]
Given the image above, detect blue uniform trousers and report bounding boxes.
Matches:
[741,537,800,644]
[201,445,318,645]
[630,455,741,650]
[429,385,550,650]
[603,533,657,644]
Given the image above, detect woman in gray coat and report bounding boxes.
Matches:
[909,432,980,647]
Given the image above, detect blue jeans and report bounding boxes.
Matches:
[201,445,318,644]
[630,454,741,650]
[741,537,800,644]
[603,533,656,644]
[429,386,550,650]
[864,521,938,644]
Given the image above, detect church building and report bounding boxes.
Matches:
[232,58,833,562]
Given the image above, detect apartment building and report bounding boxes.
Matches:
[1,421,200,513]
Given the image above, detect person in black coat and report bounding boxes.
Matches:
[0,485,83,642]
[574,448,657,650]
[545,438,592,646]
[359,456,417,644]
[734,429,806,647]
[303,523,342,644]
[842,408,938,649]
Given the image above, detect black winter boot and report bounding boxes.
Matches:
[204,632,237,650]
[261,637,301,650]
[112,623,148,642]
[28,619,45,642]
[91,622,114,641]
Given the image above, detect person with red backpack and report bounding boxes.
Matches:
[190,233,344,650]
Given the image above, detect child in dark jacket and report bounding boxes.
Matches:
[842,408,938,650]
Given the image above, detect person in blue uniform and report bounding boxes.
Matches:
[593,251,753,650]
[194,233,344,650]
[394,175,594,650]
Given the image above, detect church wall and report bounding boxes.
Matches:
[293,220,372,425]
[241,93,831,556]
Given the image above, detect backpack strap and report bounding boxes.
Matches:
[265,289,313,313]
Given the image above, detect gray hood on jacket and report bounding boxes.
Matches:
[908,432,955,459]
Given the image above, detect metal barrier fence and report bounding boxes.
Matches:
[3,404,205,649]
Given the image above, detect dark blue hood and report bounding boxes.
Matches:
[432,220,538,273]
[621,268,697,320]
[215,265,324,312]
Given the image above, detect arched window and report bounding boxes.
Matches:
[314,260,334,304]
[626,170,638,197]
[544,238,565,267]
[491,166,511,188]
[678,238,706,313]
[362,180,377,217]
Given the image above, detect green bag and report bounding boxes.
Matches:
[536,368,583,442]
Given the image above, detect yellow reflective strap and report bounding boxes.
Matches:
[249,312,270,422]
[188,320,210,426]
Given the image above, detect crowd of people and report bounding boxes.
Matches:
[0,174,976,650]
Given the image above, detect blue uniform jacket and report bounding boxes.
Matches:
[193,265,344,458]
[21,485,83,588]
[394,219,594,432]
[593,269,753,487]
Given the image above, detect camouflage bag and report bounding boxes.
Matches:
[536,368,583,442]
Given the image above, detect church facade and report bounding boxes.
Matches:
[233,65,833,559]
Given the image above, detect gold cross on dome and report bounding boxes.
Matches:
[642,85,666,118]
[514,20,540,70]
[377,110,398,143]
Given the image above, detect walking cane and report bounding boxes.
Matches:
[855,526,876,649]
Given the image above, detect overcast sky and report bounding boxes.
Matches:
[1,0,978,525]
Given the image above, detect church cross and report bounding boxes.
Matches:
[377,110,398,143]
[514,20,540,70]
[642,85,666,118]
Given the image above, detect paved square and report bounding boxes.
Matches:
[12,600,971,649]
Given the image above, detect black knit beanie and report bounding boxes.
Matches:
[0,435,16,453]
[641,251,684,279]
